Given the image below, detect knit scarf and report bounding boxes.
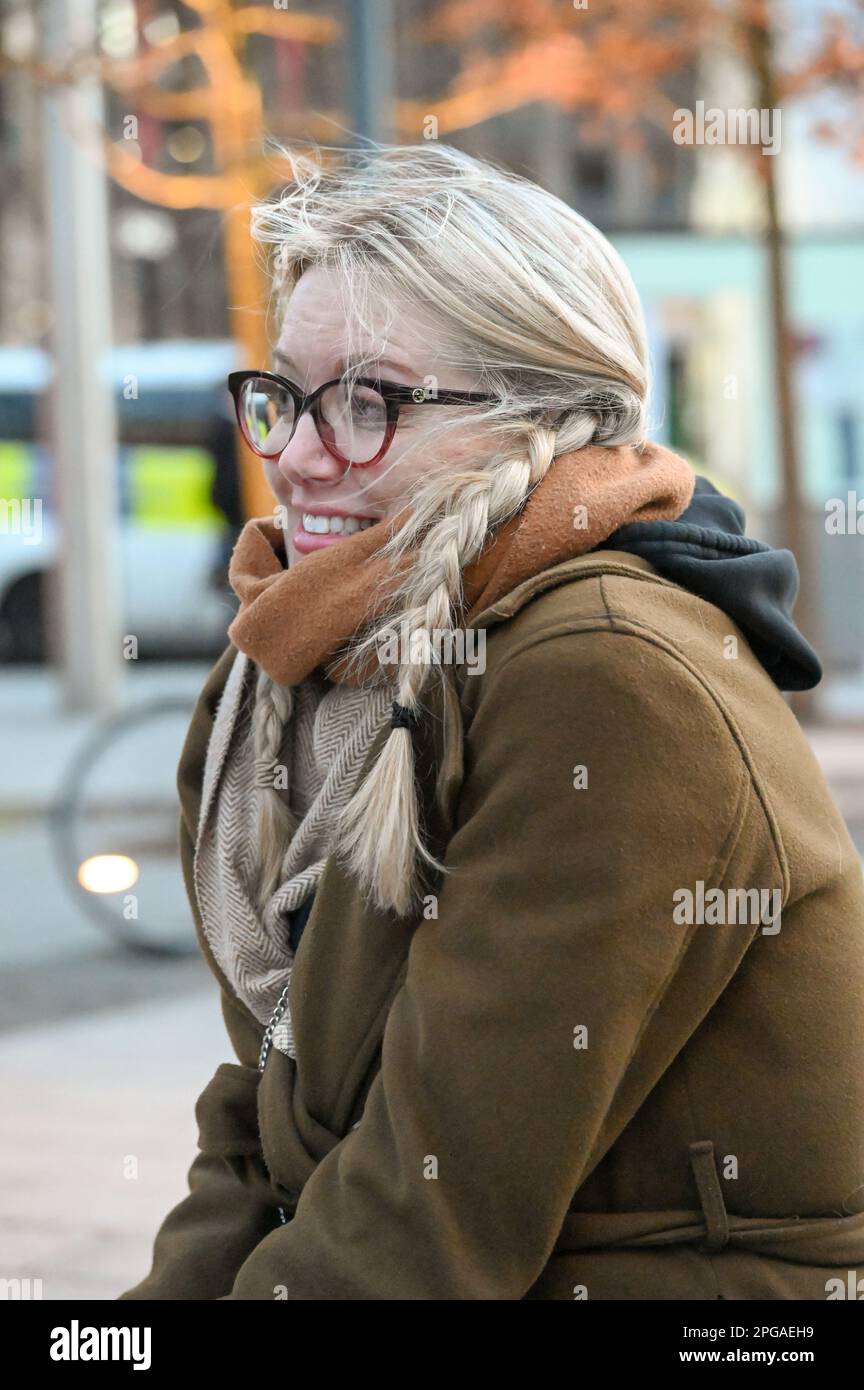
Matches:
[227,440,695,687]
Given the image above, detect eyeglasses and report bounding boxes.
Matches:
[227,369,495,472]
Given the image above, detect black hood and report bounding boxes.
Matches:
[599,475,821,692]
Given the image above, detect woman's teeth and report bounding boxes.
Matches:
[302,513,376,535]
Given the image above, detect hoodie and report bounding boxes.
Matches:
[601,474,822,692]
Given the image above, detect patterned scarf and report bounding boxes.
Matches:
[193,654,390,1055]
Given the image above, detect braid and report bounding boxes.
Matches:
[243,141,653,916]
[335,426,558,917]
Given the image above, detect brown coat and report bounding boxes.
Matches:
[119,550,864,1300]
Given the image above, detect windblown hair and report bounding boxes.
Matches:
[247,140,650,918]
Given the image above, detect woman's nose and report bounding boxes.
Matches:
[276,412,345,486]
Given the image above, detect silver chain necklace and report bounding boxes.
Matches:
[258,983,292,1226]
[257,968,363,1230]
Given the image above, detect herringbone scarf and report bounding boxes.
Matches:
[194,652,391,1056]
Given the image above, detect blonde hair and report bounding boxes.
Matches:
[247,141,650,918]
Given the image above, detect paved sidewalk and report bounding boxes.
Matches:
[0,989,230,1300]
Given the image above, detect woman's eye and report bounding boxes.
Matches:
[352,390,386,422]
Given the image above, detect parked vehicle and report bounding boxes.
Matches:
[0,341,242,661]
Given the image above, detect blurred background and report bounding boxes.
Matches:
[0,0,862,1299]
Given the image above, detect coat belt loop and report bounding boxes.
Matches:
[688,1140,730,1252]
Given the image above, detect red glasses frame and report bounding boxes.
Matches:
[227,369,495,470]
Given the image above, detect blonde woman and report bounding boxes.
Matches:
[119,143,864,1302]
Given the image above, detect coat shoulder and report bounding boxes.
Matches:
[471,550,741,688]
[465,550,858,917]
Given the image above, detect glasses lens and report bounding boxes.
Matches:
[319,379,388,465]
[239,377,295,457]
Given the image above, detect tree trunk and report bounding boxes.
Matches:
[747,15,816,721]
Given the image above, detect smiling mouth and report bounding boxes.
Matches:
[301,512,377,535]
[292,510,381,553]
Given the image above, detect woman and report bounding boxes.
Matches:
[119,143,864,1301]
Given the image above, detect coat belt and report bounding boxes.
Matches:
[553,1140,864,1265]
[197,1069,864,1267]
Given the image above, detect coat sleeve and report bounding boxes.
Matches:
[224,628,780,1300]
[118,644,282,1300]
[117,985,281,1300]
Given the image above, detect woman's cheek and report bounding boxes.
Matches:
[263,461,291,503]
